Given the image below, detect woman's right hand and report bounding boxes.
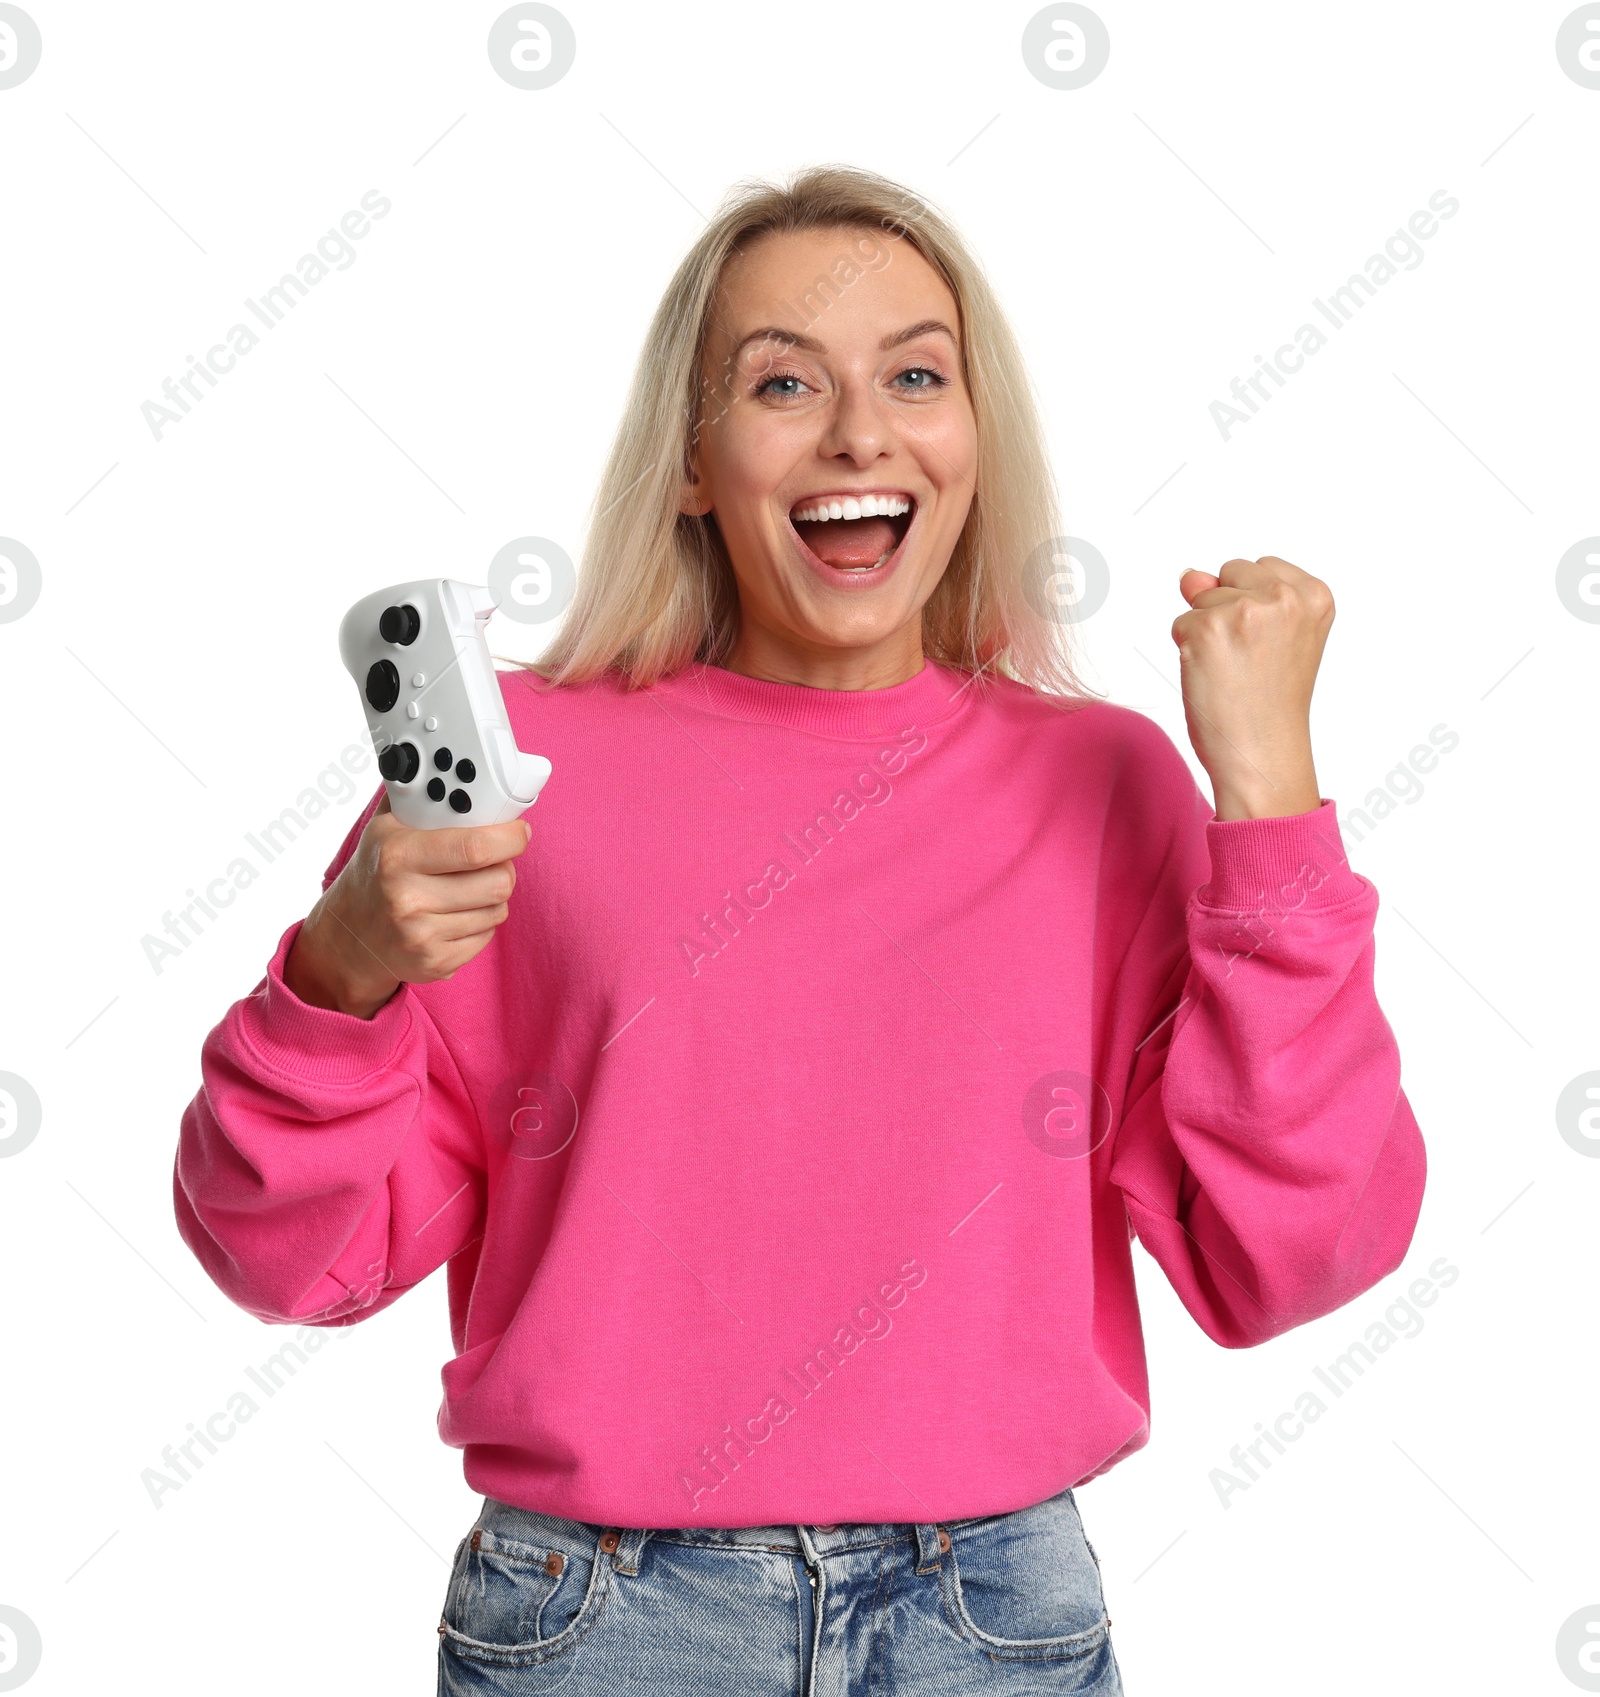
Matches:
[282,795,533,1019]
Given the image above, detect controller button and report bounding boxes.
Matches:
[434,747,453,771]
[411,672,426,687]
[378,742,420,783]
[449,789,472,813]
[364,660,400,713]
[455,758,476,783]
[427,777,446,801]
[406,701,420,719]
[379,604,421,645]
[424,716,439,731]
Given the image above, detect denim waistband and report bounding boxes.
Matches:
[471,1491,1058,1576]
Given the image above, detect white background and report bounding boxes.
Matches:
[1,2,1595,1692]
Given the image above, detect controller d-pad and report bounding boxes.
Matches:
[448,789,472,813]
[365,660,400,713]
[378,741,420,783]
[434,747,453,771]
[427,777,446,802]
[379,604,421,645]
[455,758,476,782]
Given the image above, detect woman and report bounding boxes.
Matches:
[174,164,1427,1694]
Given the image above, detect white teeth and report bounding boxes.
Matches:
[791,495,912,523]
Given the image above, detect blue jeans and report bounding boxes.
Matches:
[437,1483,1123,1694]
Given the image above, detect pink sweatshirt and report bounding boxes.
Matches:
[173,658,1426,1528]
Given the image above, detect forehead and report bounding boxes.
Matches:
[710,225,960,350]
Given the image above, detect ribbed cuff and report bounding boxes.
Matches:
[1195,799,1366,915]
[234,917,415,1085]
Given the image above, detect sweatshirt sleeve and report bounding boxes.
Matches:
[172,788,488,1328]
[1105,733,1427,1349]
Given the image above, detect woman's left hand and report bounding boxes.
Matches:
[1171,555,1333,822]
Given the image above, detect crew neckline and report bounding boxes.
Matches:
[652,656,975,739]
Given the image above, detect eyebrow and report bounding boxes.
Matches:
[730,318,958,361]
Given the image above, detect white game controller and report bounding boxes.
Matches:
[338,578,552,829]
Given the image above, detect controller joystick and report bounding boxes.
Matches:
[379,603,421,645]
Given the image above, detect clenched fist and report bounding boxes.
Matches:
[1171,555,1333,822]
[283,795,532,1019]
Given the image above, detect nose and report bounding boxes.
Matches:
[816,372,895,466]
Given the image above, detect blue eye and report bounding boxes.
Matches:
[756,371,810,399]
[753,365,950,400]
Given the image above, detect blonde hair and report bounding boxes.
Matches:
[519,163,1100,706]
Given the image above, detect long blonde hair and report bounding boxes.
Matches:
[520,163,1099,706]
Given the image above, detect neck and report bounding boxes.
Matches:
[720,619,925,692]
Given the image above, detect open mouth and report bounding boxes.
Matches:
[788,492,916,574]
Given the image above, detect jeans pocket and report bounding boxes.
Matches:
[440,1522,608,1665]
[945,1490,1110,1663]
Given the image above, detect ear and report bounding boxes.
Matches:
[678,460,710,517]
